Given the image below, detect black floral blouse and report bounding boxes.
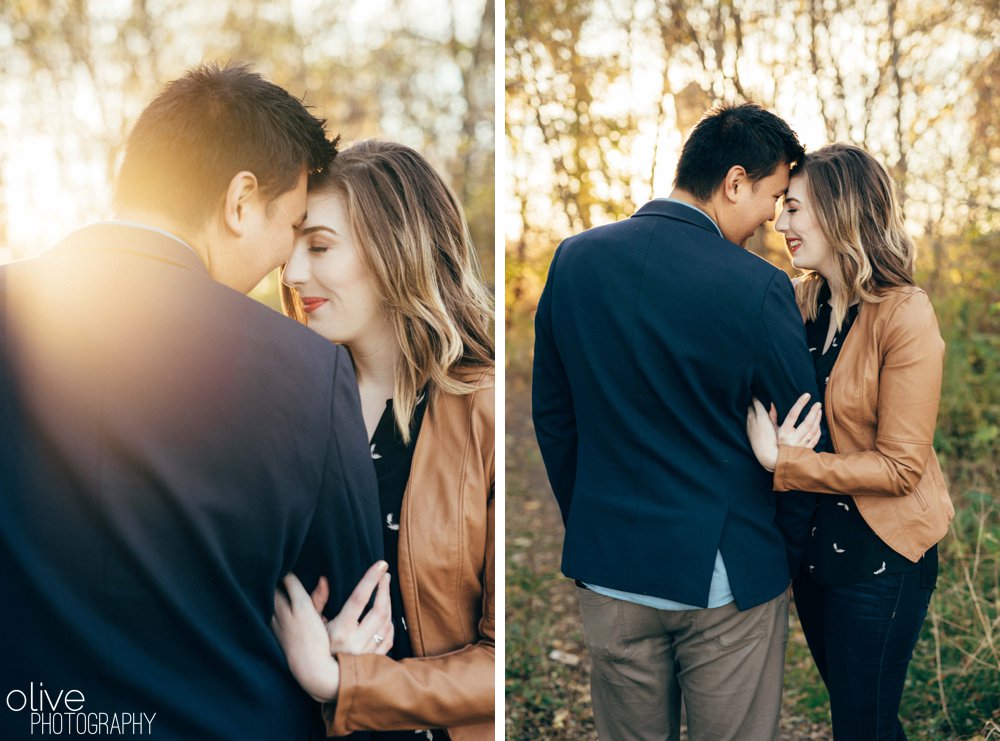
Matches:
[368,393,446,741]
[802,290,937,588]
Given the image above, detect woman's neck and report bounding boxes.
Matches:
[822,270,846,306]
[348,332,398,439]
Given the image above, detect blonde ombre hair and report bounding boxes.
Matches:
[791,144,915,327]
[281,140,494,443]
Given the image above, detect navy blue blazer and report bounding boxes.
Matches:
[0,224,382,739]
[532,200,820,610]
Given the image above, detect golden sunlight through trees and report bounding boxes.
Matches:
[0,0,495,301]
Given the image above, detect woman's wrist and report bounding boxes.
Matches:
[762,441,779,472]
[302,654,341,703]
[763,451,777,473]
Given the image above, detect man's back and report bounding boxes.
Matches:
[0,224,382,739]
[533,200,818,609]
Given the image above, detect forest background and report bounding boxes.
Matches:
[505,0,999,738]
[0,0,495,303]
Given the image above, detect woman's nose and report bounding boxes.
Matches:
[281,243,309,287]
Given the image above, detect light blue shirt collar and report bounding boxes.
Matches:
[96,220,199,258]
[655,197,723,238]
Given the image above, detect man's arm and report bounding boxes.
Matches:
[531,244,578,525]
[750,271,822,576]
[294,346,384,615]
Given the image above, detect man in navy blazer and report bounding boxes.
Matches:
[0,64,381,739]
[533,103,821,740]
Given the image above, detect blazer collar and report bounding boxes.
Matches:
[632,199,723,237]
[51,222,209,275]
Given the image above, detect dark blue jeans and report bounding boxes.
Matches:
[793,569,935,740]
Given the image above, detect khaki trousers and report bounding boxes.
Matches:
[577,586,789,741]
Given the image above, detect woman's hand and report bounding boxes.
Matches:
[271,561,393,702]
[746,393,823,472]
[272,573,342,703]
[747,397,780,472]
[777,393,823,450]
[323,560,394,657]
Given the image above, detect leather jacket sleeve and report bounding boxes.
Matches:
[323,492,495,735]
[773,291,944,497]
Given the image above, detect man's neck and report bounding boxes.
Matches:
[667,189,722,230]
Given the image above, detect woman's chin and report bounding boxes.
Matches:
[305,319,340,344]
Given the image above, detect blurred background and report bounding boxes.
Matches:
[0,0,495,305]
[505,0,999,738]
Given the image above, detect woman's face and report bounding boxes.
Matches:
[282,191,387,349]
[775,175,836,278]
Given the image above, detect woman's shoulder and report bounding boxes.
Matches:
[426,366,495,480]
[877,284,925,299]
[432,365,495,423]
[870,285,935,315]
[865,285,941,342]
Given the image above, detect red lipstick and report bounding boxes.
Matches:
[300,297,328,314]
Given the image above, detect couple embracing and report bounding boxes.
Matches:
[533,103,953,740]
[1,64,493,739]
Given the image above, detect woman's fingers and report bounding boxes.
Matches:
[779,393,812,434]
[807,402,824,448]
[283,573,313,608]
[327,569,394,656]
[778,401,824,448]
[358,573,392,647]
[746,405,759,438]
[802,402,822,445]
[768,402,778,429]
[341,561,389,624]
[273,588,292,624]
[809,400,823,427]
[749,398,772,433]
[373,621,394,656]
[310,575,330,615]
[746,398,779,472]
[270,577,343,703]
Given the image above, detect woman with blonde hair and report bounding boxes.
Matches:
[747,143,953,740]
[271,140,494,740]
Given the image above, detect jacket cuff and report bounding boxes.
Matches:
[773,445,814,491]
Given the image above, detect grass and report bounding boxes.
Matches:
[905,486,1000,738]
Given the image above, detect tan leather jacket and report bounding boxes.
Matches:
[324,368,495,739]
[773,286,954,561]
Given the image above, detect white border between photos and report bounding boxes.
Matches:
[493,0,506,735]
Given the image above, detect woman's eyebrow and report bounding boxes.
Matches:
[298,225,338,236]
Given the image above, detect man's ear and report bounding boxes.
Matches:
[222,171,259,237]
[721,165,747,204]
